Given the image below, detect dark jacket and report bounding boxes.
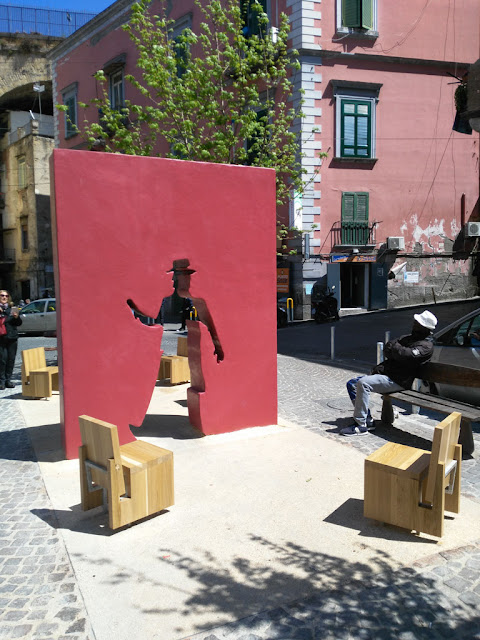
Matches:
[372,333,434,389]
[0,307,22,340]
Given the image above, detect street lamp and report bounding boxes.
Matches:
[33,83,45,120]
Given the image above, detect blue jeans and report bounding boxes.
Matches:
[347,374,404,427]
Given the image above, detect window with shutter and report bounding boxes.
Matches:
[241,0,269,38]
[109,69,124,110]
[341,192,369,244]
[171,14,192,78]
[332,81,381,161]
[338,0,376,34]
[341,99,371,157]
[61,83,78,139]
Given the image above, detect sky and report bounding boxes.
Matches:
[2,0,115,13]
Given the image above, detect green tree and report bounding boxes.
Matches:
[69,0,312,206]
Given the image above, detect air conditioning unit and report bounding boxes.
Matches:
[465,222,480,237]
[387,236,405,250]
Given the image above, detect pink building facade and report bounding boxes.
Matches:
[48,0,480,315]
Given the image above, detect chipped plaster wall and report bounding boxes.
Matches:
[399,215,465,254]
[387,255,477,307]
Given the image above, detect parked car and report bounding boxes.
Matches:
[428,307,480,405]
[19,298,56,335]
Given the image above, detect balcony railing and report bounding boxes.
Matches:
[0,5,96,38]
[0,248,15,262]
[331,221,377,247]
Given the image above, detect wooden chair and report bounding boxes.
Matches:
[177,335,188,357]
[21,347,59,398]
[79,415,174,530]
[158,354,190,384]
[364,412,462,538]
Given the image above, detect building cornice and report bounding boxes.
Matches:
[46,0,134,61]
[298,48,473,71]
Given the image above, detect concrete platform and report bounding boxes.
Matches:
[16,382,480,640]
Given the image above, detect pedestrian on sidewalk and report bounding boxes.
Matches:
[0,289,22,390]
[341,310,437,436]
[177,296,193,332]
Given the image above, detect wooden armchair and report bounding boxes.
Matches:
[364,412,461,538]
[21,347,59,398]
[79,415,174,530]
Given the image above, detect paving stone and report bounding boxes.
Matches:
[3,609,27,621]
[459,592,480,606]
[1,624,33,638]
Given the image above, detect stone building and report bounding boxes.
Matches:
[0,34,59,300]
[0,6,96,301]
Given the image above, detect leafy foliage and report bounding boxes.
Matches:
[68,0,312,205]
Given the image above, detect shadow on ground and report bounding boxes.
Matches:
[64,535,479,638]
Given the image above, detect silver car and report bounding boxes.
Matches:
[431,307,480,405]
[19,298,57,335]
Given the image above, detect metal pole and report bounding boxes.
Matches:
[376,342,383,364]
[385,331,390,343]
[330,326,335,360]
[411,378,420,414]
[286,298,294,323]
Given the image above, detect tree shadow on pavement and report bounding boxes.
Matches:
[68,534,479,639]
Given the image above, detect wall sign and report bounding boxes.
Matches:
[404,271,420,283]
[277,268,289,292]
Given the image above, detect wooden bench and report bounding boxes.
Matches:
[365,412,461,538]
[21,347,59,399]
[381,362,480,456]
[79,415,174,530]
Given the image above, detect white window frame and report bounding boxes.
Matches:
[332,82,381,160]
[109,69,124,110]
[335,0,378,36]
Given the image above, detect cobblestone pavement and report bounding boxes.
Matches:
[0,372,95,640]
[2,335,480,639]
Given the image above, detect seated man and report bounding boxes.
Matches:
[341,310,438,436]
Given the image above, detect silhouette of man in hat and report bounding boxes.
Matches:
[168,259,224,362]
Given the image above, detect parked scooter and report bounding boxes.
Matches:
[313,286,339,324]
[277,300,288,328]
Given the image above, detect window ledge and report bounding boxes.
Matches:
[335,28,379,40]
[332,157,378,167]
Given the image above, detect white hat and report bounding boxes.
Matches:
[414,310,438,330]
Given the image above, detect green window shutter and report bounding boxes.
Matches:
[342,0,373,30]
[361,0,373,29]
[342,0,361,28]
[341,192,369,244]
[355,193,369,222]
[342,193,356,223]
